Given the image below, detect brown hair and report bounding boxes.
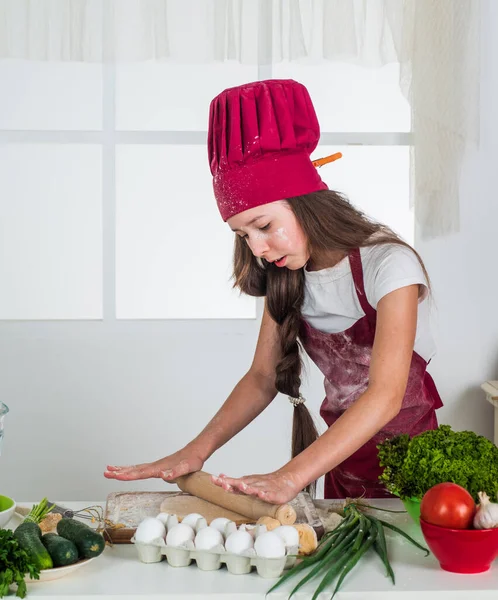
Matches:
[233,189,430,497]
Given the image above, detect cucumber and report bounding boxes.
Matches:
[14,521,54,570]
[56,518,105,558]
[42,533,79,567]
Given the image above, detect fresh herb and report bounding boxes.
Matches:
[0,529,40,598]
[377,424,498,501]
[23,498,54,525]
[266,503,428,599]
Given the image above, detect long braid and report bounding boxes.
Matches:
[266,265,320,497]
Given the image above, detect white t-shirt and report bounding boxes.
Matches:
[302,244,436,362]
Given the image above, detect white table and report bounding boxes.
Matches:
[8,499,498,599]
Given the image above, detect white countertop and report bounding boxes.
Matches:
[7,499,498,599]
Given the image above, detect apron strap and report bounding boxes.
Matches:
[348,248,376,319]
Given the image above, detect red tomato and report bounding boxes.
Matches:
[420,483,476,529]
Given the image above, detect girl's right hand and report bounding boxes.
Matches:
[103,450,205,482]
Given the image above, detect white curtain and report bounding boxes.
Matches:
[0,0,481,238]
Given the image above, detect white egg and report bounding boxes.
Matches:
[166,523,195,548]
[238,523,261,538]
[194,526,224,551]
[253,524,268,538]
[181,513,204,529]
[224,521,238,538]
[209,517,231,535]
[273,525,300,549]
[166,514,179,531]
[134,517,166,543]
[156,512,171,526]
[254,531,286,558]
[225,530,254,555]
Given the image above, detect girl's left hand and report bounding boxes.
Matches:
[211,470,303,504]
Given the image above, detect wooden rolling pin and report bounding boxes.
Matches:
[175,471,297,525]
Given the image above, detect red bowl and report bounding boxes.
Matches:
[420,518,498,573]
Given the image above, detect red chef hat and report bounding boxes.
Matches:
[208,79,338,222]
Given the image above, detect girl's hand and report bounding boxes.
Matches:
[211,470,303,505]
[104,450,204,482]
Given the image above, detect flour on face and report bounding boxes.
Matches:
[275,227,289,241]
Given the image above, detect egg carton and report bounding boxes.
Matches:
[132,537,299,579]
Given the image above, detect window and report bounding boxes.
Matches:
[0,38,411,321]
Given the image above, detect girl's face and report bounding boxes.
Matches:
[228,201,309,270]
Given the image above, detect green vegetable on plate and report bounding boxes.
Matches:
[41,533,79,567]
[13,522,53,571]
[23,498,55,525]
[56,518,105,559]
[0,528,40,599]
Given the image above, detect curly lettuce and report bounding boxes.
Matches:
[377,425,498,501]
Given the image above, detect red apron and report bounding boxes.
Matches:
[299,248,443,499]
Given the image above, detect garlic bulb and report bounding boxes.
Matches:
[473,491,498,529]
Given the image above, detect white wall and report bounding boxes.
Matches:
[0,310,296,499]
[415,0,498,439]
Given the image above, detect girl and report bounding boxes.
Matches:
[105,79,442,502]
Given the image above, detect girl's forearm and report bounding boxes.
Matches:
[185,370,277,462]
[280,388,402,490]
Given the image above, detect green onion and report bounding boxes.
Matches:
[310,543,358,600]
[266,503,429,598]
[375,518,430,556]
[369,516,395,584]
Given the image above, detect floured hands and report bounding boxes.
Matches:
[104,450,204,482]
[211,470,303,505]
